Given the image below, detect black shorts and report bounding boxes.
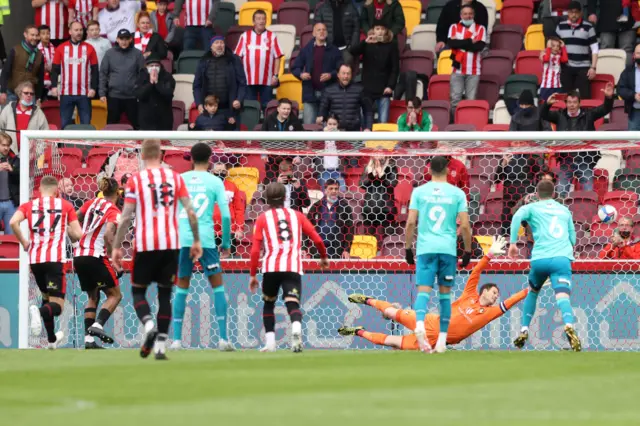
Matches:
[31,262,65,298]
[74,256,118,292]
[262,272,302,301]
[132,250,179,287]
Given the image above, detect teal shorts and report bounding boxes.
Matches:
[416,253,457,288]
[178,247,221,278]
[529,257,572,294]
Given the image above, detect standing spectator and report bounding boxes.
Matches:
[98,0,142,44]
[317,64,374,131]
[509,90,550,131]
[134,11,168,60]
[448,5,487,114]
[37,25,56,97]
[539,36,568,102]
[134,55,175,130]
[436,0,488,52]
[51,21,99,129]
[59,177,85,208]
[556,1,599,99]
[541,85,615,195]
[318,113,347,190]
[424,156,470,197]
[212,163,246,254]
[151,0,177,53]
[617,43,640,130]
[173,0,215,50]
[234,10,284,109]
[360,156,398,245]
[313,0,360,64]
[190,95,227,130]
[307,179,354,259]
[291,22,343,125]
[397,97,433,132]
[275,159,310,212]
[350,24,399,124]
[0,82,49,153]
[599,217,640,259]
[0,133,19,233]
[588,0,635,65]
[33,0,69,46]
[193,35,246,129]
[68,0,98,31]
[0,25,45,105]
[85,21,112,67]
[261,98,304,131]
[100,29,145,129]
[360,0,405,38]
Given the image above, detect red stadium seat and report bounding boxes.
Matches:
[161,50,173,73]
[422,100,450,130]
[564,191,599,222]
[489,24,524,59]
[515,50,543,84]
[483,124,509,131]
[163,151,191,174]
[469,167,493,194]
[454,100,489,128]
[299,25,313,48]
[500,0,534,33]
[394,179,413,222]
[41,100,62,130]
[380,235,404,258]
[603,190,639,217]
[86,147,112,171]
[226,26,252,52]
[593,168,609,203]
[389,100,407,123]
[445,123,476,131]
[483,191,504,219]
[611,100,627,126]
[481,50,514,87]
[0,235,19,258]
[470,155,501,173]
[400,50,435,80]
[264,99,299,119]
[172,100,186,130]
[476,74,501,109]
[590,74,616,101]
[397,29,407,53]
[344,167,364,187]
[58,148,84,174]
[103,124,133,130]
[265,0,285,12]
[189,103,199,124]
[427,74,450,101]
[277,2,310,35]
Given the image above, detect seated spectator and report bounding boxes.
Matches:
[134,11,168,60]
[588,0,635,65]
[291,22,343,125]
[508,90,550,131]
[313,0,360,64]
[68,0,98,30]
[261,98,303,132]
[0,133,19,234]
[212,163,246,255]
[360,155,398,245]
[190,95,227,131]
[134,55,175,131]
[424,156,469,197]
[317,64,373,131]
[150,0,177,55]
[541,85,614,196]
[350,23,398,124]
[436,0,488,52]
[37,25,55,97]
[59,177,84,209]
[448,5,487,114]
[397,97,433,131]
[617,43,640,131]
[360,0,405,38]
[85,21,113,68]
[0,25,45,105]
[275,159,310,212]
[318,113,347,190]
[98,0,142,44]
[599,217,640,259]
[0,81,49,154]
[307,179,354,259]
[539,36,568,102]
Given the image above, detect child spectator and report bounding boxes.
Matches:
[190,95,228,131]
[37,26,55,95]
[397,97,433,132]
[85,21,112,67]
[539,36,568,101]
[319,113,346,191]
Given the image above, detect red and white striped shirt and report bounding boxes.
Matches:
[184,0,213,26]
[250,208,327,276]
[68,0,98,28]
[53,41,98,96]
[37,42,56,87]
[125,167,189,252]
[541,46,569,89]
[134,31,153,53]
[75,198,121,258]
[448,22,486,76]
[234,30,284,86]
[34,0,69,40]
[18,197,78,264]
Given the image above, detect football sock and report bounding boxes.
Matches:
[40,302,61,343]
[213,286,228,341]
[132,286,152,325]
[96,308,111,327]
[368,299,393,312]
[263,300,276,333]
[172,287,189,341]
[285,301,302,324]
[84,307,96,334]
[556,297,575,327]
[521,290,540,329]
[413,292,430,323]
[157,286,172,335]
[439,293,452,333]
[356,329,387,346]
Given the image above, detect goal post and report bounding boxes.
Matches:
[17,130,640,350]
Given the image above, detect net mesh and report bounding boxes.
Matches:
[22,136,640,350]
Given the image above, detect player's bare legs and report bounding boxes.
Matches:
[261,295,277,352]
[435,285,452,354]
[87,287,123,348]
[210,274,233,351]
[131,283,159,359]
[171,277,191,349]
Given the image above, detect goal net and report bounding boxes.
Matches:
[18,130,640,351]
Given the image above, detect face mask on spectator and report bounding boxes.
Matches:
[461,19,474,26]
[620,230,632,239]
[20,99,34,107]
[147,65,161,74]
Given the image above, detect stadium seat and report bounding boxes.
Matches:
[48,124,58,130]
[624,150,640,169]
[503,74,539,100]
[176,50,206,74]
[64,124,96,131]
[603,190,639,217]
[596,49,627,84]
[469,167,493,194]
[470,155,501,174]
[264,99,299,119]
[276,2,309,36]
[479,0,496,34]
[103,123,133,130]
[276,74,303,107]
[610,100,628,126]
[239,100,262,131]
[515,51,543,84]
[454,100,489,128]
[242,154,266,183]
[481,50,514,87]
[214,2,236,35]
[436,50,452,75]
[595,151,622,186]
[483,191,503,219]
[299,24,313,48]
[590,74,616,101]
[0,235,19,258]
[226,26,252,51]
[228,167,260,203]
[399,0,422,35]
[265,0,284,12]
[445,123,476,131]
[593,168,609,203]
[302,123,322,131]
[239,2,273,26]
[394,179,413,222]
[172,100,186,130]
[564,191,599,222]
[71,169,99,197]
[58,148,84,174]
[188,103,199,124]
[427,74,450,102]
[400,50,434,80]
[613,169,640,192]
[500,0,534,33]
[267,24,296,59]
[173,74,195,118]
[160,50,174,74]
[489,24,524,59]
[350,235,378,259]
[389,100,407,123]
[492,100,511,125]
[380,234,405,258]
[524,24,545,50]
[163,151,191,174]
[372,123,398,132]
[425,0,448,24]
[422,100,450,130]
[86,147,112,170]
[476,74,501,109]
[410,24,437,52]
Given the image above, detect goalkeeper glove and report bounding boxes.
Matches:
[460,251,472,268]
[405,248,415,265]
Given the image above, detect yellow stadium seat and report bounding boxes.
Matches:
[437,50,453,75]
[276,73,302,107]
[278,59,285,77]
[76,100,107,129]
[238,2,273,27]
[399,0,422,36]
[524,24,545,51]
[228,167,259,203]
[364,140,397,150]
[350,235,378,259]
[372,123,398,132]
[475,235,493,255]
[146,1,157,11]
[495,0,502,11]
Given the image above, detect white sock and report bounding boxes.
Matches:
[521,326,529,333]
[84,335,95,343]
[154,339,166,354]
[265,331,276,347]
[415,320,425,331]
[291,321,301,335]
[144,320,155,333]
[566,323,573,328]
[437,332,447,346]
[91,322,103,330]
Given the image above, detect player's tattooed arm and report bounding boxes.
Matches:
[180,196,200,242]
[113,202,135,249]
[103,222,116,254]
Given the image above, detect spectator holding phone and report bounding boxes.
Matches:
[276,159,310,212]
[599,217,640,259]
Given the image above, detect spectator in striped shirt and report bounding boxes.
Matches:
[33,0,69,46]
[37,25,55,96]
[68,0,98,31]
[173,0,215,51]
[134,11,168,60]
[539,36,568,101]
[556,1,599,99]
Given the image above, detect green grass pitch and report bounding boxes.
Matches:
[1,350,639,426]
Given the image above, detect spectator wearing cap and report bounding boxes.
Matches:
[100,29,145,128]
[436,0,489,52]
[190,95,228,130]
[134,11,168,60]
[0,81,49,154]
[134,54,175,130]
[360,0,405,38]
[588,0,636,65]
[172,0,215,50]
[150,0,178,54]
[85,21,113,67]
[0,25,45,106]
[313,0,360,64]
[556,1,599,99]
[424,156,470,197]
[599,217,640,259]
[261,98,304,132]
[617,43,640,130]
[397,97,433,132]
[193,35,246,130]
[508,90,550,132]
[98,0,142,44]
[291,22,343,125]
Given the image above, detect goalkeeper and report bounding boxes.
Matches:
[338,237,529,349]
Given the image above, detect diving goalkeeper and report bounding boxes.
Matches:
[338,236,529,349]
